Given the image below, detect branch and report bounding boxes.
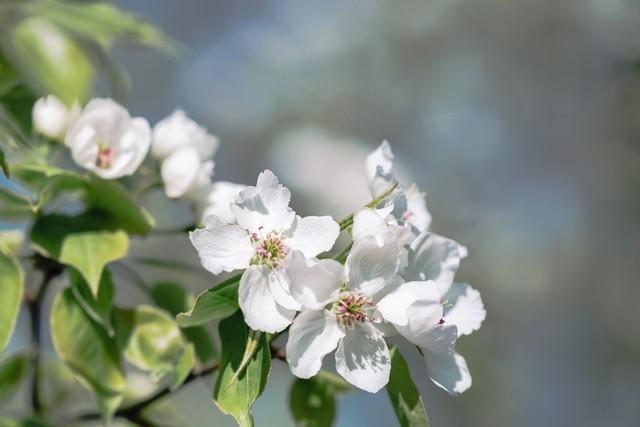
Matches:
[338,183,399,231]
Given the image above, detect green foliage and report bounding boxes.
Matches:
[0,145,9,177]
[113,305,195,389]
[176,274,240,328]
[0,353,29,404]
[214,312,271,427]
[69,269,115,335]
[386,347,430,427]
[0,247,24,353]
[50,288,126,424]
[151,282,216,363]
[290,371,352,427]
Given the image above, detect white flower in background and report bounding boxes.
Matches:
[191,181,247,224]
[64,98,151,179]
[286,235,410,393]
[152,110,219,198]
[189,170,340,333]
[365,141,432,233]
[160,148,213,198]
[151,110,218,161]
[32,95,80,140]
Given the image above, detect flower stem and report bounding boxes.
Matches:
[338,183,398,231]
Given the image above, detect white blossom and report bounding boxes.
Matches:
[64,98,151,179]
[189,170,340,333]
[286,235,407,393]
[152,110,219,198]
[151,110,218,161]
[32,95,80,140]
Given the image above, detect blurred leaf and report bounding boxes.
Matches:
[0,146,9,177]
[85,175,155,236]
[59,230,128,297]
[0,247,24,353]
[23,0,181,54]
[0,187,33,218]
[51,288,125,424]
[386,347,430,427]
[151,282,216,363]
[214,311,270,427]
[30,212,128,296]
[2,17,92,104]
[290,378,335,427]
[113,305,195,389]
[0,54,19,96]
[0,418,60,427]
[69,268,114,336]
[0,85,38,135]
[0,353,29,404]
[11,163,85,210]
[176,275,240,328]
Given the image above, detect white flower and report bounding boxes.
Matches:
[442,282,486,337]
[64,98,151,179]
[32,95,80,140]
[151,110,218,161]
[365,141,432,233]
[189,170,340,333]
[160,147,214,198]
[191,181,247,224]
[389,282,473,394]
[285,235,407,393]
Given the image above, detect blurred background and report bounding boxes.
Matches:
[3,0,640,426]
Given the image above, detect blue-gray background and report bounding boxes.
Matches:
[6,0,640,426]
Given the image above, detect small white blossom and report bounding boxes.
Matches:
[152,110,218,161]
[189,170,340,333]
[64,98,151,179]
[152,110,219,198]
[32,95,80,140]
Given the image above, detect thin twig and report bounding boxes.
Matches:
[337,183,399,231]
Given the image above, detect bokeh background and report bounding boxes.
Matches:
[4,0,640,426]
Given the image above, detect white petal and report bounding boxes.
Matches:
[286,251,343,310]
[286,216,340,258]
[231,169,295,233]
[151,110,219,160]
[346,236,400,294]
[268,269,300,310]
[403,183,432,232]
[405,233,467,295]
[424,350,472,395]
[190,181,247,224]
[377,281,441,326]
[286,310,343,378]
[443,282,486,336]
[352,209,388,243]
[239,266,296,333]
[32,95,76,139]
[189,216,253,275]
[161,147,202,198]
[365,141,397,198]
[335,322,391,393]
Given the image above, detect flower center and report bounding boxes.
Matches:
[96,145,114,169]
[332,290,375,329]
[250,230,288,269]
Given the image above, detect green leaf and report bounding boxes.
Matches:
[0,248,24,353]
[0,85,38,136]
[289,371,351,427]
[0,187,33,218]
[214,312,270,427]
[0,353,29,404]
[11,164,85,211]
[69,268,115,336]
[3,17,92,104]
[176,275,240,328]
[50,288,125,424]
[151,282,216,363]
[59,230,128,297]
[386,347,430,427]
[85,176,155,236]
[23,0,181,54]
[0,146,9,177]
[113,305,195,389]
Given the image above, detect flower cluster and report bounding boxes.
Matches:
[31,95,245,223]
[190,140,486,394]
